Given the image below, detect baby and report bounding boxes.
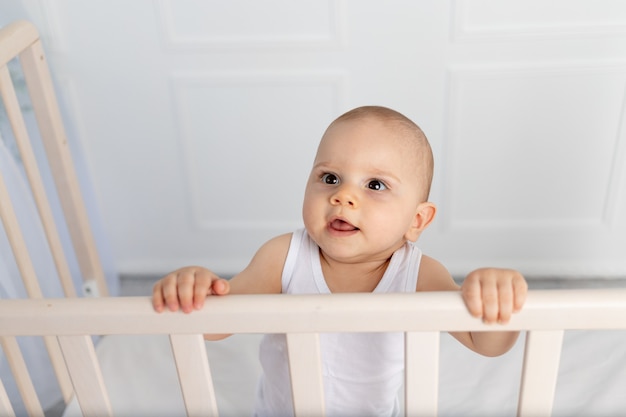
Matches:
[153,105,527,416]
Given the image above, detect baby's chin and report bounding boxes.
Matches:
[317,238,402,265]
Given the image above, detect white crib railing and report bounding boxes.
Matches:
[1,289,626,417]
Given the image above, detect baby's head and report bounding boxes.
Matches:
[326,106,433,201]
[303,106,436,261]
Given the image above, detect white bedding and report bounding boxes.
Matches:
[61,329,626,417]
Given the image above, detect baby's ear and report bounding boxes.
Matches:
[405,202,436,242]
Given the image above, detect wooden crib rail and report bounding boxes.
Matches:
[2,289,626,336]
[1,289,626,417]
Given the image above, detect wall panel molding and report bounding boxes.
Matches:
[452,0,626,41]
[156,0,345,50]
[442,63,626,234]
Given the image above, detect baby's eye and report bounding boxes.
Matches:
[367,180,387,191]
[321,173,339,185]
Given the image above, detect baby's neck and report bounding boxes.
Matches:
[319,252,391,293]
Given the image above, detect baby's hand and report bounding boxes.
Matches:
[461,268,527,324]
[152,266,230,313]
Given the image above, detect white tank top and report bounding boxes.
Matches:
[254,229,422,417]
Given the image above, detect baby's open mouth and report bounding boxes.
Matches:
[330,219,359,231]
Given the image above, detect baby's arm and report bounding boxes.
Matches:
[417,256,527,357]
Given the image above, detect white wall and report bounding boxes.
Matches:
[5,0,626,278]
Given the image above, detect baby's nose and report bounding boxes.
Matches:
[331,186,357,207]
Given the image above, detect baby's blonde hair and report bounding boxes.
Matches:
[328,106,434,201]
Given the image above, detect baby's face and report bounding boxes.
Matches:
[302,117,426,264]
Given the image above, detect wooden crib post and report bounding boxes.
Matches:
[286,333,325,417]
[404,331,440,417]
[57,335,113,417]
[517,330,564,417]
[169,334,220,417]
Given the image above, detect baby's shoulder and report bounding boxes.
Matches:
[259,232,293,255]
[230,233,293,294]
[416,254,459,292]
[250,232,294,272]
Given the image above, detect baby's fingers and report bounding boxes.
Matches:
[192,277,230,309]
[152,274,180,313]
[152,281,166,312]
[461,276,484,319]
[177,272,201,313]
[210,278,231,296]
[496,272,527,324]
[512,273,528,312]
[480,279,501,324]
[461,268,527,325]
[496,280,514,324]
[463,278,502,324]
[152,267,224,314]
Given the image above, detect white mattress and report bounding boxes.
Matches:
[62,330,626,417]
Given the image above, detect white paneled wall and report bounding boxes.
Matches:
[6,0,626,278]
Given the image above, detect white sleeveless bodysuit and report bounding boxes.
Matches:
[253,229,423,417]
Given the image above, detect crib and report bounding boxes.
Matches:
[2,20,626,417]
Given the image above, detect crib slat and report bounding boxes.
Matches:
[0,150,44,300]
[0,60,76,298]
[0,375,17,417]
[19,38,109,297]
[517,330,564,417]
[0,157,73,403]
[0,337,44,417]
[41,334,75,404]
[405,331,439,417]
[170,334,219,417]
[286,333,325,417]
[57,335,112,417]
